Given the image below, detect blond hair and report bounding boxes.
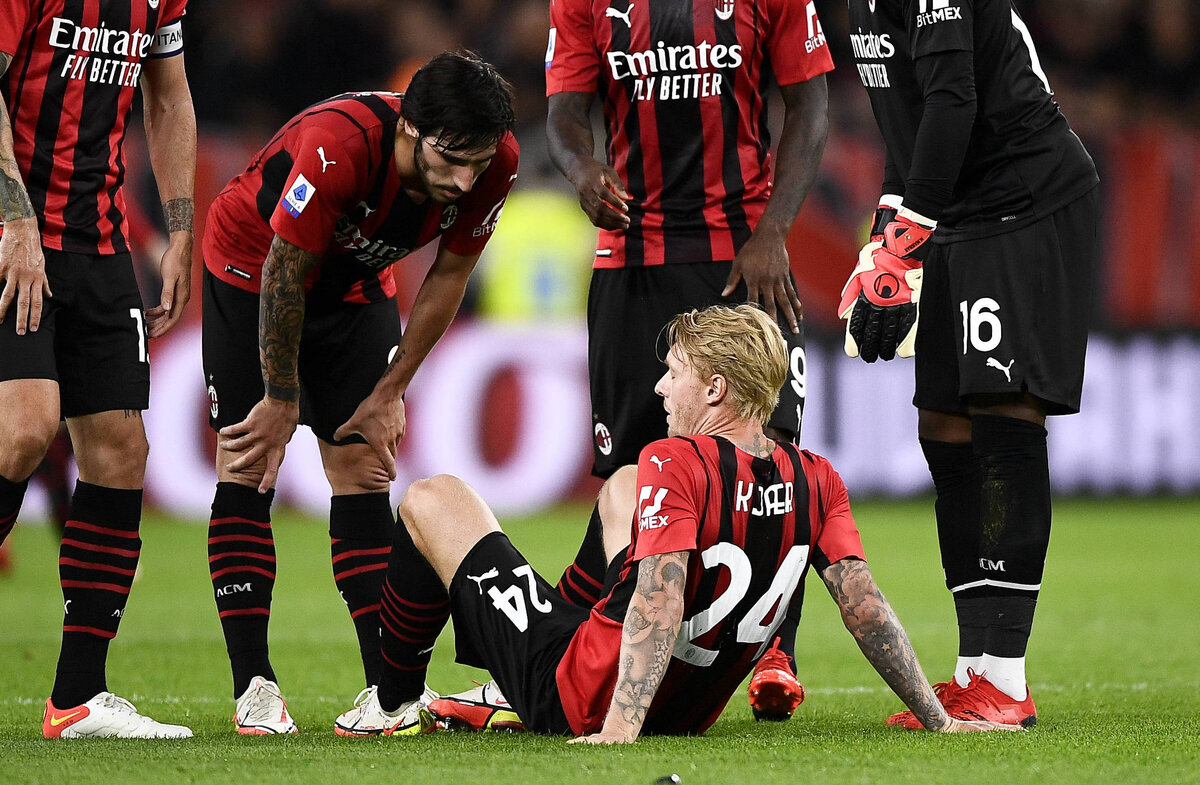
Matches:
[666,304,788,423]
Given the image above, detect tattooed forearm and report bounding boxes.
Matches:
[259,235,319,403]
[822,558,948,731]
[0,56,35,222]
[162,198,193,234]
[605,552,688,738]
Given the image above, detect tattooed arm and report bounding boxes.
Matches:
[0,51,52,334]
[570,550,689,744]
[218,235,321,492]
[821,558,1018,732]
[332,245,480,480]
[141,52,197,337]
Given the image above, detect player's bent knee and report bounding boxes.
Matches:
[399,475,460,529]
[0,422,59,480]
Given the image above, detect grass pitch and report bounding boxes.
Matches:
[1,497,1198,784]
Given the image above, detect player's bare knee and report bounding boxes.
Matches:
[0,421,59,480]
[319,441,392,495]
[598,465,637,528]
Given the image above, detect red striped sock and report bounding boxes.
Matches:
[52,481,142,708]
[209,482,277,696]
[376,518,448,711]
[556,503,606,607]
[330,493,393,687]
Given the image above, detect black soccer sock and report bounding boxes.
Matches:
[51,482,142,708]
[920,438,985,658]
[772,598,801,670]
[555,502,607,608]
[971,415,1050,658]
[376,516,449,712]
[209,482,277,697]
[0,473,29,547]
[330,493,394,687]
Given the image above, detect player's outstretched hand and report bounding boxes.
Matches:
[333,391,405,482]
[0,217,52,335]
[838,241,922,362]
[568,158,630,232]
[722,231,803,333]
[937,717,1025,733]
[146,237,193,338]
[219,397,299,493]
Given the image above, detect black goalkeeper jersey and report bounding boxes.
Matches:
[848,0,1098,240]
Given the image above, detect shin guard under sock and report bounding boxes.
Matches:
[52,482,142,707]
[209,482,277,696]
[376,517,448,712]
[329,493,394,686]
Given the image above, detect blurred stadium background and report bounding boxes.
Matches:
[19,0,1200,522]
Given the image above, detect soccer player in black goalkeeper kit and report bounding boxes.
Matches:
[840,0,1099,727]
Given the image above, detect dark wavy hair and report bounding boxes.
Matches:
[401,51,516,151]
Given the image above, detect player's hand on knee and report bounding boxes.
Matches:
[838,241,922,363]
[333,393,405,482]
[219,397,298,492]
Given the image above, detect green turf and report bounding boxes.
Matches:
[2,497,1198,784]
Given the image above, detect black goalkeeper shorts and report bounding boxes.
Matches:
[915,188,1099,416]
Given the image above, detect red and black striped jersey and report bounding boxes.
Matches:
[546,0,833,269]
[0,0,187,255]
[557,435,865,736]
[203,92,519,305]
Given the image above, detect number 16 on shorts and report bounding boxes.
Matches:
[959,298,1002,354]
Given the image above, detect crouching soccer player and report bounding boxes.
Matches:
[333,305,1019,739]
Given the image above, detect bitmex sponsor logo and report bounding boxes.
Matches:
[916,0,963,27]
[609,40,743,101]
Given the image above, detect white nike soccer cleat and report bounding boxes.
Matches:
[234,675,298,735]
[42,692,193,739]
[428,680,524,732]
[334,685,437,737]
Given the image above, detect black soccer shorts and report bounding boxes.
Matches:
[202,269,402,444]
[914,188,1100,416]
[0,250,149,417]
[587,261,807,477]
[448,531,586,735]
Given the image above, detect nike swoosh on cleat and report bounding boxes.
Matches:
[49,710,84,727]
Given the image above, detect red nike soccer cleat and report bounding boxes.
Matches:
[885,678,965,729]
[747,639,805,721]
[949,670,1037,728]
[427,680,524,732]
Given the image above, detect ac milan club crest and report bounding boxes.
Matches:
[715,0,735,21]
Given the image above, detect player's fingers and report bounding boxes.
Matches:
[776,284,800,334]
[26,286,44,332]
[757,285,778,324]
[15,281,31,334]
[259,453,281,494]
[369,435,398,481]
[721,264,742,297]
[784,278,804,328]
[0,280,14,323]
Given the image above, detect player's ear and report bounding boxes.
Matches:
[707,374,728,406]
[402,120,420,142]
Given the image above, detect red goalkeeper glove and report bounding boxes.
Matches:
[838,206,931,362]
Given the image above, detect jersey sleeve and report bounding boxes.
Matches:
[268,128,363,256]
[764,0,834,86]
[545,0,601,95]
[906,0,974,59]
[805,452,866,570]
[440,134,520,257]
[630,440,703,561]
[0,0,32,57]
